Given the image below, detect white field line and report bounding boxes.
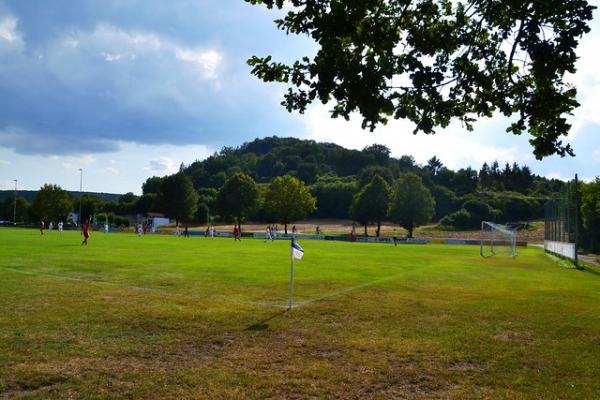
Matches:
[0,266,404,310]
[0,266,277,308]
[292,273,405,308]
[0,266,174,294]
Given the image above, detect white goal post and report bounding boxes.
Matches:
[480,221,517,257]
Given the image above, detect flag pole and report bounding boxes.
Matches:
[288,238,295,310]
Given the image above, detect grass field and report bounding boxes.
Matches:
[1,228,599,399]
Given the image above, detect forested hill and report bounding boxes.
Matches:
[0,190,121,204]
[183,136,563,190]
[170,136,564,225]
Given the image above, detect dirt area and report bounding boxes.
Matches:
[417,227,544,244]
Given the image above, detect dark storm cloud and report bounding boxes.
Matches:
[0,0,311,155]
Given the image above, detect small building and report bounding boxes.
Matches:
[144,212,170,231]
[67,212,79,225]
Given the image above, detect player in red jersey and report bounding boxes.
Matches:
[81,219,90,245]
[39,220,44,235]
[233,225,242,241]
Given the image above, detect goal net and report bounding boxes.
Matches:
[480,221,517,257]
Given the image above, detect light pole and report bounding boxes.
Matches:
[13,179,17,225]
[78,168,83,226]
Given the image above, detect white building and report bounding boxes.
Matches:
[144,212,170,231]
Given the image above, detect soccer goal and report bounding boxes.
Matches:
[480,221,517,257]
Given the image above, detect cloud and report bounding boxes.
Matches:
[103,166,119,175]
[545,172,572,182]
[0,16,24,56]
[0,12,304,155]
[567,34,600,138]
[146,157,177,174]
[0,127,119,155]
[57,154,96,171]
[176,49,222,80]
[101,51,121,61]
[0,16,21,43]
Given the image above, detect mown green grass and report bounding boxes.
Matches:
[0,228,599,399]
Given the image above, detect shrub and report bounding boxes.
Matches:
[113,216,130,227]
[463,199,492,221]
[502,195,542,221]
[439,209,472,230]
[451,209,472,229]
[489,208,504,222]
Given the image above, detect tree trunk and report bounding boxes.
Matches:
[408,227,413,238]
[364,224,368,236]
[284,223,288,235]
[376,221,381,237]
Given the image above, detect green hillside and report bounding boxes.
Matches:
[176,136,563,223]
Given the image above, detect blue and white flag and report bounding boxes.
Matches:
[291,240,304,260]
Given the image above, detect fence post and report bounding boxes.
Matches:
[574,174,579,269]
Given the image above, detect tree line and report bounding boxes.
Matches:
[140,170,435,237]
[1,137,597,251]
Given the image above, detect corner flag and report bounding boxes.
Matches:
[288,239,304,309]
[291,239,304,260]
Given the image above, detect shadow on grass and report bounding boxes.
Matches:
[245,309,288,331]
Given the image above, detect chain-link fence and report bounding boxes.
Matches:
[544,175,579,266]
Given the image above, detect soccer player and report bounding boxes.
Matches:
[81,219,90,245]
[39,220,45,235]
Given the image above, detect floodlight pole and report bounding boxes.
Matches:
[288,238,295,310]
[78,168,83,226]
[13,179,17,225]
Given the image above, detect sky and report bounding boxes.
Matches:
[0,1,598,195]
